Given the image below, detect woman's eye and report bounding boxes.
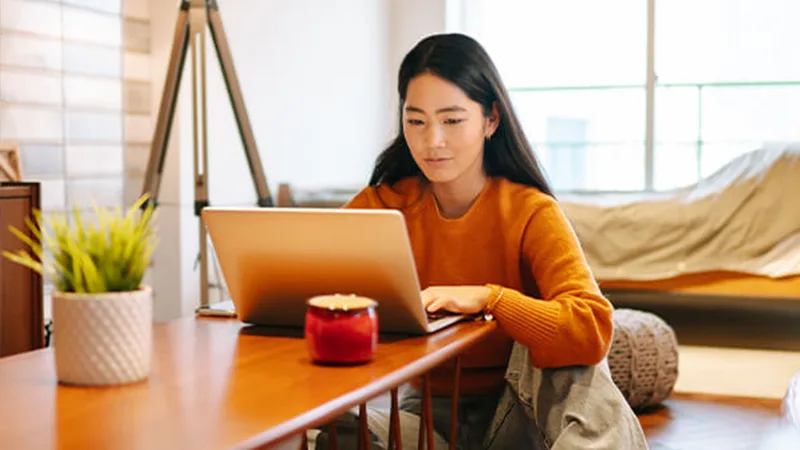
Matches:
[444,118,464,125]
[406,119,424,125]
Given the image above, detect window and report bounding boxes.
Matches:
[544,117,587,191]
[513,89,645,191]
[454,0,800,192]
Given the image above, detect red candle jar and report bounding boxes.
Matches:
[304,294,378,365]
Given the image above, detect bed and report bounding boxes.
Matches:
[597,272,800,313]
[599,272,800,299]
[560,144,800,308]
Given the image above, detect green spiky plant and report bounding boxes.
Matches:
[2,194,157,294]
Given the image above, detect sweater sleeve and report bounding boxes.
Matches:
[485,196,613,368]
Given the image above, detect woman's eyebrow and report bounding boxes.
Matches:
[404,105,467,114]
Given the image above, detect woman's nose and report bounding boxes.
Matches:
[425,124,446,148]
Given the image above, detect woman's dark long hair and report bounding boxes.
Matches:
[369,33,553,197]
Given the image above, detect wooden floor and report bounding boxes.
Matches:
[623,300,800,449]
[637,392,799,449]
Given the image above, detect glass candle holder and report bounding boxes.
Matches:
[304,294,378,365]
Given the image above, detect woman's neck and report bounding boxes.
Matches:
[431,172,488,219]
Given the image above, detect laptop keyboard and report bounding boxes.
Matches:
[426,310,460,321]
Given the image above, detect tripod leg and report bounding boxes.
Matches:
[141,0,192,207]
[189,1,211,309]
[206,0,274,207]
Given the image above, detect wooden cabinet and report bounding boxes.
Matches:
[0,182,44,357]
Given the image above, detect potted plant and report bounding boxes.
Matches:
[2,195,157,386]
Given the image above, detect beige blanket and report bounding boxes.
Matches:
[560,145,800,281]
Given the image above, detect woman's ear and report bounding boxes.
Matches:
[485,102,500,138]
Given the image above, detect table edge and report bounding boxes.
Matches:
[232,320,499,450]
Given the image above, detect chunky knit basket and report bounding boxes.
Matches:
[608,309,679,410]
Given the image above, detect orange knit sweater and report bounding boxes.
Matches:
[345,176,614,396]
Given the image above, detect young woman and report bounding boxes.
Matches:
[314,33,636,450]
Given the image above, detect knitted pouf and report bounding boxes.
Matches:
[608,309,679,411]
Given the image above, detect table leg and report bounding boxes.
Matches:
[418,385,427,450]
[388,388,402,450]
[358,403,370,450]
[299,431,307,450]
[417,373,434,449]
[328,423,338,450]
[449,357,461,450]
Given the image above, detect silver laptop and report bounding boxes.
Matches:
[200,207,466,335]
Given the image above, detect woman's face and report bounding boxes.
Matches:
[403,72,498,186]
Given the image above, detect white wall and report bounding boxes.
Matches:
[148,0,450,321]
[386,0,448,126]
[203,0,392,201]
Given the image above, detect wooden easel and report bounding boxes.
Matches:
[0,143,23,182]
[143,0,273,310]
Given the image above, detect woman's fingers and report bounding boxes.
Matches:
[421,290,437,309]
[426,296,453,313]
[421,287,462,313]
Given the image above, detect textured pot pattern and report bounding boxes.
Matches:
[52,285,153,386]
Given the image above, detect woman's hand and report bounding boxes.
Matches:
[422,285,493,315]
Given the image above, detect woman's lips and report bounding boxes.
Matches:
[424,157,452,168]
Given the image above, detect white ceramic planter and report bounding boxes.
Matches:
[51,285,153,386]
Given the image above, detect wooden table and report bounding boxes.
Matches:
[0,316,496,449]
